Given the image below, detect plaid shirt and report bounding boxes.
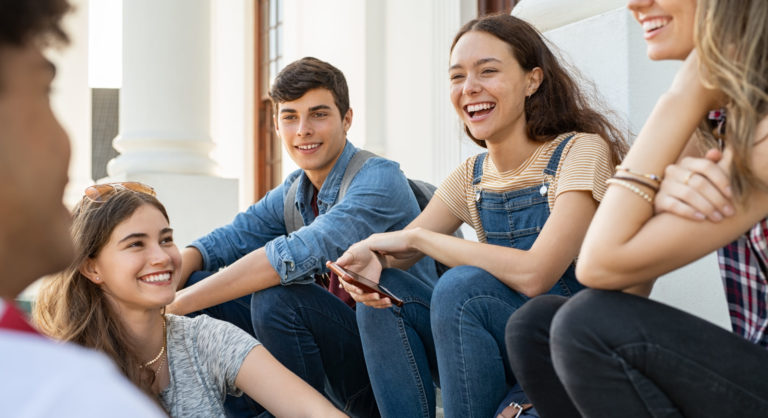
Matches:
[718,218,768,347]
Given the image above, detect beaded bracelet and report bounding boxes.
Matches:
[615,165,662,185]
[606,178,654,204]
[612,174,660,192]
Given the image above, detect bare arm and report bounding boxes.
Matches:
[176,247,204,289]
[168,248,280,315]
[340,190,597,299]
[408,190,596,296]
[577,52,768,290]
[235,346,345,418]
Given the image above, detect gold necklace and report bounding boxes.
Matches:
[142,315,167,370]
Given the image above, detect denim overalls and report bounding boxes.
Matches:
[472,134,583,296]
[356,134,589,418]
[431,134,585,417]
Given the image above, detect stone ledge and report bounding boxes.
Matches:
[513,0,625,32]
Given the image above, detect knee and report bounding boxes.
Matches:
[550,289,624,352]
[356,302,389,330]
[251,285,293,324]
[431,266,480,316]
[505,295,566,360]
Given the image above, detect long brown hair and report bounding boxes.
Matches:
[34,189,169,401]
[696,0,768,201]
[451,13,628,166]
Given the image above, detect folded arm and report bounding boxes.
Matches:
[577,52,768,290]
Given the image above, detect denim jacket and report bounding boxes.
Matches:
[190,141,438,287]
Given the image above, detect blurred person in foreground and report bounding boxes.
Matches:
[0,0,164,415]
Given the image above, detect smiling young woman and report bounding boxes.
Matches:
[504,0,768,417]
[334,13,628,418]
[33,185,344,418]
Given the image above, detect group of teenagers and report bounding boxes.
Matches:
[11,0,768,416]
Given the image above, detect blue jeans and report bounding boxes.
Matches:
[432,266,531,418]
[356,269,439,417]
[185,271,379,418]
[251,283,379,418]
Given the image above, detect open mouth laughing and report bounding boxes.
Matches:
[464,102,496,120]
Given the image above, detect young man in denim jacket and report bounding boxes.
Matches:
[169,57,437,417]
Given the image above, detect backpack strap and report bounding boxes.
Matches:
[338,150,377,199]
[283,149,377,235]
[283,176,303,235]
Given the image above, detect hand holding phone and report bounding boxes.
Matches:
[326,261,404,307]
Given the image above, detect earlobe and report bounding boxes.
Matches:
[527,67,544,96]
[343,108,353,133]
[80,259,102,285]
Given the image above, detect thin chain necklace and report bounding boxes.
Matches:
[142,315,167,374]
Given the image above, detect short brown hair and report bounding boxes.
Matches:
[269,57,350,118]
[0,0,70,47]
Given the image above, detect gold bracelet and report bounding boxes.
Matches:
[615,165,662,184]
[606,178,654,204]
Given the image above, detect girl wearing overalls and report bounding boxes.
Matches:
[335,14,627,418]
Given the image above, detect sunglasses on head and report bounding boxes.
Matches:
[83,182,156,203]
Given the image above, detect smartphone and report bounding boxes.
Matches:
[326,261,404,307]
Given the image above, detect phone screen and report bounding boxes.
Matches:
[326,261,404,307]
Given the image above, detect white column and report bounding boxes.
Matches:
[105,0,238,248]
[108,0,217,176]
[513,0,730,330]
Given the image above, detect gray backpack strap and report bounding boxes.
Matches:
[338,149,376,201]
[283,177,303,235]
[283,149,376,235]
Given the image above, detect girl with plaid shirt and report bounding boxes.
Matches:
[504,0,768,417]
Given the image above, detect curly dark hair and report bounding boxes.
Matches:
[269,56,350,119]
[451,13,628,166]
[0,0,70,47]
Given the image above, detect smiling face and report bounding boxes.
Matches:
[83,204,181,313]
[628,0,697,60]
[0,43,73,297]
[275,88,352,188]
[449,30,541,144]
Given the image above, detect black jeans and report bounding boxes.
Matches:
[505,290,768,418]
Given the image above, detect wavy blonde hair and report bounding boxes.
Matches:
[696,0,768,201]
[33,190,169,402]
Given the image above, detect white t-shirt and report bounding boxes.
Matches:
[0,300,165,417]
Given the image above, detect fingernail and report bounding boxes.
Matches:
[694,212,706,220]
[711,211,723,222]
[723,205,734,216]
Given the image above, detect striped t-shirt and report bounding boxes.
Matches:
[435,132,613,243]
